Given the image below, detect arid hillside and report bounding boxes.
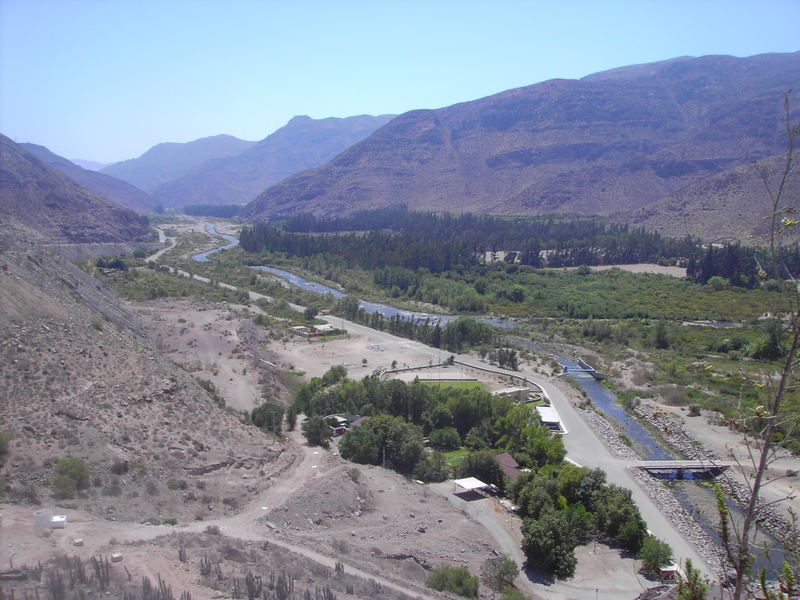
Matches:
[0,134,149,245]
[20,142,155,214]
[0,247,290,522]
[243,52,800,240]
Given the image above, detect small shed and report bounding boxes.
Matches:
[50,515,67,529]
[536,404,565,433]
[452,477,488,494]
[324,414,349,436]
[659,563,680,582]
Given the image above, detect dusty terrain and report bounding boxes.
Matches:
[132,299,271,413]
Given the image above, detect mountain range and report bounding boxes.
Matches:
[150,114,395,208]
[101,134,256,192]
[242,52,800,240]
[0,135,149,245]
[20,143,154,213]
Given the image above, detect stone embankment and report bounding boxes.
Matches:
[633,404,798,550]
[576,404,725,574]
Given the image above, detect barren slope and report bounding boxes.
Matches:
[0,248,291,522]
[20,142,155,213]
[243,52,800,224]
[0,134,149,245]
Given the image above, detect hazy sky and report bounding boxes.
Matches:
[1,0,798,163]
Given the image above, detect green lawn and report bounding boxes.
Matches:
[441,449,469,468]
[419,380,488,392]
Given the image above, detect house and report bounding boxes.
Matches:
[494,452,521,482]
[324,414,349,436]
[536,404,565,433]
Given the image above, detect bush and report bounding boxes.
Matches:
[500,587,528,600]
[638,535,673,574]
[252,401,285,435]
[426,564,479,598]
[481,554,519,590]
[53,457,90,498]
[0,432,10,461]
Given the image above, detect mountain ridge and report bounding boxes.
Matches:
[101,134,256,192]
[0,134,149,245]
[150,114,395,208]
[20,143,154,213]
[242,52,800,240]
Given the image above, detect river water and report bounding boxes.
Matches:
[191,221,239,262]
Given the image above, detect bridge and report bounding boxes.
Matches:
[560,358,607,380]
[630,459,736,479]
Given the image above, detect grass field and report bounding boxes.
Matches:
[418,380,488,392]
[441,449,469,468]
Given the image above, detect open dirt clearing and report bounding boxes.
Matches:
[131,298,270,413]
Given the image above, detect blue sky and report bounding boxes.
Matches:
[1,0,798,163]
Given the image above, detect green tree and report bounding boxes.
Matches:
[429,427,461,450]
[654,319,670,349]
[413,451,450,482]
[638,535,673,574]
[251,401,285,435]
[458,450,506,490]
[364,414,424,473]
[522,511,577,579]
[676,559,708,600]
[481,554,519,591]
[304,304,320,321]
[301,415,332,448]
[425,565,479,598]
[286,405,297,431]
[751,317,785,360]
[339,427,381,464]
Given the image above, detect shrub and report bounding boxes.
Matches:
[500,587,528,600]
[0,432,10,460]
[426,564,479,598]
[110,458,129,474]
[252,401,285,435]
[53,457,90,498]
[638,535,673,574]
[481,554,519,590]
[205,524,221,535]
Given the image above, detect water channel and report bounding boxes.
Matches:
[190,219,785,575]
